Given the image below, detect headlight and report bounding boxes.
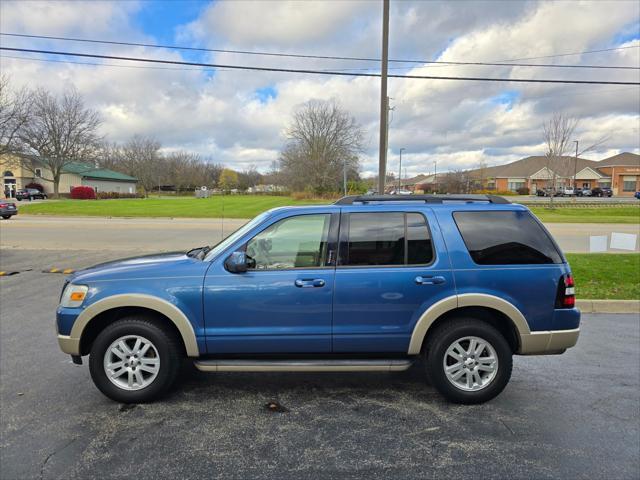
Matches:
[60,284,89,308]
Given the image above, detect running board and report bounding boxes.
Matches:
[193,359,414,373]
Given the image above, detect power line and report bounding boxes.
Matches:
[5,54,636,102]
[1,47,638,85]
[1,32,638,70]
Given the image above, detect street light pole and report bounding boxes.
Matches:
[377,0,390,195]
[573,140,579,189]
[398,148,405,191]
[433,160,437,193]
[343,158,348,195]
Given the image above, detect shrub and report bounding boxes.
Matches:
[516,187,530,195]
[25,182,44,192]
[472,189,517,196]
[96,191,143,199]
[70,186,96,200]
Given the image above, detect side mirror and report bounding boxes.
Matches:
[224,251,249,273]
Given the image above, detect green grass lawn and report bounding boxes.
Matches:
[566,253,640,299]
[17,196,327,219]
[529,206,640,224]
[16,196,640,223]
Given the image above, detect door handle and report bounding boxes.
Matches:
[415,275,446,285]
[295,279,326,288]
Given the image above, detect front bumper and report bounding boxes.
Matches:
[518,328,580,355]
[58,334,81,355]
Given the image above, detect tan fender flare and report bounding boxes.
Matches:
[407,293,531,355]
[69,294,200,357]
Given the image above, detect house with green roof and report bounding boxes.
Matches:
[2,155,138,197]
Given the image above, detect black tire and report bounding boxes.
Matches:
[2,215,11,219]
[89,316,182,403]
[424,318,512,404]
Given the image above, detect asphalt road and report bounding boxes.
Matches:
[1,215,639,253]
[1,249,639,479]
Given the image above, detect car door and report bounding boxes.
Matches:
[203,211,338,354]
[332,207,454,353]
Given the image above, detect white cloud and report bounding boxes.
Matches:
[0,0,638,177]
[0,1,140,37]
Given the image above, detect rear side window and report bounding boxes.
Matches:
[340,212,433,266]
[453,211,562,265]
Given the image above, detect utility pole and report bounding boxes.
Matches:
[398,148,405,191]
[377,0,390,195]
[573,140,579,189]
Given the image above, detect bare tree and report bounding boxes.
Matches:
[439,169,472,194]
[17,88,101,197]
[238,165,262,191]
[542,113,607,206]
[475,158,488,191]
[95,141,125,171]
[119,135,162,195]
[166,150,203,193]
[0,75,32,156]
[280,99,364,194]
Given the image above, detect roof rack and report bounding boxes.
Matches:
[334,194,511,205]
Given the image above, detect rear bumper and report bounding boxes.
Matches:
[518,328,580,355]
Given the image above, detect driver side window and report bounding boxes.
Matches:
[246,214,331,270]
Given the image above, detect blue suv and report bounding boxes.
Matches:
[56,195,580,404]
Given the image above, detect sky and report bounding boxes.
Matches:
[0,0,639,177]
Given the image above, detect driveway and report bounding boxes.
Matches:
[0,249,638,479]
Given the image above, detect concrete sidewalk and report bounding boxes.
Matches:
[576,299,640,314]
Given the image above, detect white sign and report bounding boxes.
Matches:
[589,235,608,253]
[610,232,638,251]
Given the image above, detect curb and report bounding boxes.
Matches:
[43,268,76,274]
[576,299,640,314]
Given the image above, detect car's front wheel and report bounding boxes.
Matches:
[89,317,182,403]
[425,318,512,404]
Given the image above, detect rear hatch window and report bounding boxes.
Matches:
[453,210,562,265]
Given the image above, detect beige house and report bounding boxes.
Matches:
[466,152,638,196]
[2,154,137,197]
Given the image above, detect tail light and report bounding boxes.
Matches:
[555,274,575,308]
[0,203,8,208]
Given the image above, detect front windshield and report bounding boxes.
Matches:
[203,211,272,261]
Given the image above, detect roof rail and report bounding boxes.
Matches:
[334,194,511,205]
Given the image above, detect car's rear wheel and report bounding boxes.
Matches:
[89,317,182,403]
[1,215,11,219]
[425,318,512,404]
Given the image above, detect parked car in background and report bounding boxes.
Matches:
[56,194,580,405]
[0,200,18,219]
[389,189,413,195]
[634,191,640,200]
[576,188,592,197]
[15,188,47,201]
[537,187,562,197]
[559,187,575,196]
[591,187,612,198]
